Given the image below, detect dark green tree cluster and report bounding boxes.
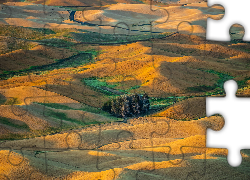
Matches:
[102,93,150,119]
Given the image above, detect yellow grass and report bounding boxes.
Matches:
[65,168,123,180]
[88,151,116,156]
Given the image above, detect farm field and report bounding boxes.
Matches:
[1,0,250,179]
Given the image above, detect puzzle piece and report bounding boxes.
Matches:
[0,145,32,179]
[207,0,250,41]
[229,24,245,42]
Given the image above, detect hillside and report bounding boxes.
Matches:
[1,1,250,179]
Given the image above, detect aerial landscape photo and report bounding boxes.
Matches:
[0,0,250,179]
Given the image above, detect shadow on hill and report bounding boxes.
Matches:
[183,5,224,16]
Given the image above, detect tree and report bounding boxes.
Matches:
[121,95,130,118]
[142,93,150,114]
[102,93,150,120]
[131,93,140,116]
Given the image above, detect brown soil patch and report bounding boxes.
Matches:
[0,125,11,134]
[0,45,75,72]
[154,97,206,120]
[0,105,48,130]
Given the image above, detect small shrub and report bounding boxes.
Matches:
[5,97,21,105]
[0,94,6,105]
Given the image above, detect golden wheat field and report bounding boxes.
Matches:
[1,0,250,179]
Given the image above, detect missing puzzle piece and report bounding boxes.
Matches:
[207,0,250,41]
[207,80,250,167]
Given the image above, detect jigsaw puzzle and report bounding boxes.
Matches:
[0,0,250,179]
